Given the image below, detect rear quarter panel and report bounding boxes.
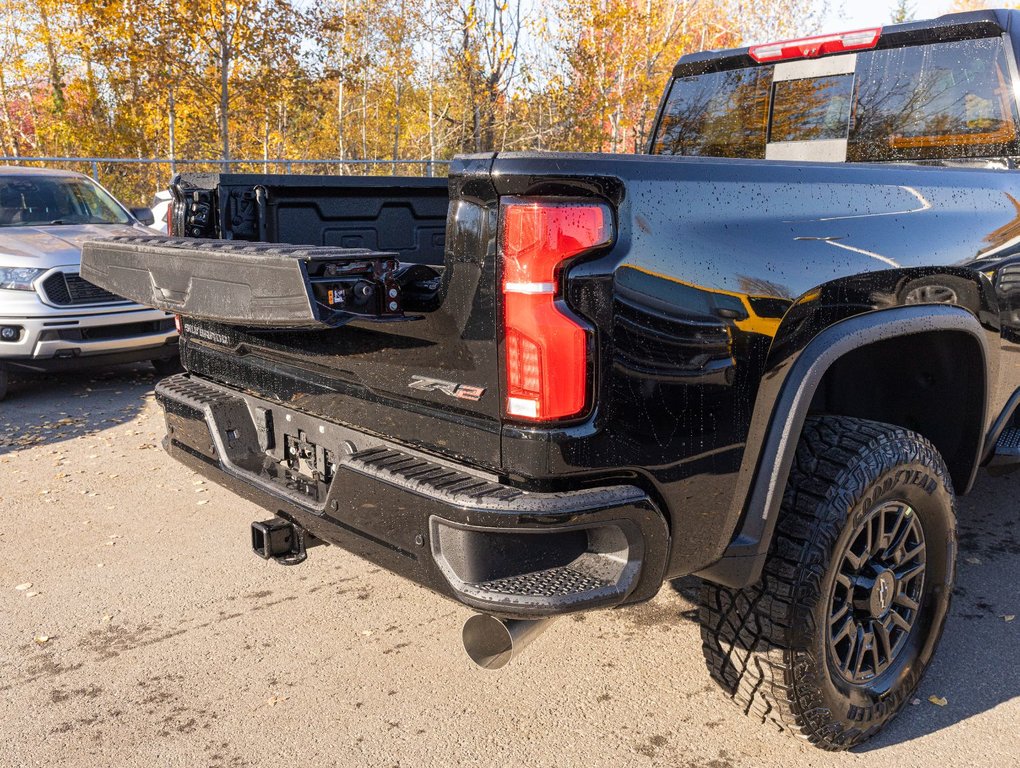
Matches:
[488,152,1017,577]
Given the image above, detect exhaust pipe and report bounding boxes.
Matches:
[462,614,556,670]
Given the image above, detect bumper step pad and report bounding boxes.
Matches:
[476,566,611,598]
[995,426,1020,457]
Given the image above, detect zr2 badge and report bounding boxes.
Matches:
[408,375,486,402]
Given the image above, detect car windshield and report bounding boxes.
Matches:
[0,175,131,227]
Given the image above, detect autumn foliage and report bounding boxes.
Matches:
[0,0,822,203]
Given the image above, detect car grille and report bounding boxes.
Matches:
[38,319,176,342]
[42,272,126,306]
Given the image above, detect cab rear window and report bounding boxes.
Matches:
[847,37,1020,161]
[652,36,1020,162]
[651,67,772,158]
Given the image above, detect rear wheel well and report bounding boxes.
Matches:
[809,330,984,492]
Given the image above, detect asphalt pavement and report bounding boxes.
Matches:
[1,366,1018,768]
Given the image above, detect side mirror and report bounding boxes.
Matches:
[131,206,155,227]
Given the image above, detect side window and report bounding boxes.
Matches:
[848,37,1020,161]
[652,67,773,159]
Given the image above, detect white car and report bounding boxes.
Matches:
[0,167,179,400]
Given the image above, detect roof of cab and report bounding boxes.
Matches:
[673,8,1020,78]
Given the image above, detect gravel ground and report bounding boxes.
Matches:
[1,367,1018,768]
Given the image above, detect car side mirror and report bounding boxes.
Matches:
[131,207,155,227]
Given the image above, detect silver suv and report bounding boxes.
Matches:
[0,167,178,400]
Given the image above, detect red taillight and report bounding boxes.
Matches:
[501,198,612,422]
[748,27,881,63]
[174,314,183,335]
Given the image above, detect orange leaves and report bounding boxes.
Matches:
[2,0,825,201]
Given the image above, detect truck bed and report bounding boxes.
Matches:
[171,172,448,265]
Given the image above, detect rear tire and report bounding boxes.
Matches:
[0,363,8,401]
[700,416,956,750]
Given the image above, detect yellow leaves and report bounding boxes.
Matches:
[3,0,826,199]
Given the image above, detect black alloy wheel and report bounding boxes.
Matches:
[828,500,927,685]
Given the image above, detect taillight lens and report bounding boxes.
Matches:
[174,314,183,335]
[501,198,612,422]
[749,27,881,62]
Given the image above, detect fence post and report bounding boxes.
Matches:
[90,161,99,181]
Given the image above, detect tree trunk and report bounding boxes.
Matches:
[482,77,497,151]
[337,0,348,170]
[168,87,178,175]
[637,0,653,151]
[427,43,436,170]
[392,79,402,173]
[219,5,232,166]
[0,66,17,157]
[361,85,368,162]
[337,78,345,168]
[37,1,66,113]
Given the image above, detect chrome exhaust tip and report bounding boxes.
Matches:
[462,614,555,670]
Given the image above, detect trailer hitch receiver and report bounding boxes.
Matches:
[251,518,322,565]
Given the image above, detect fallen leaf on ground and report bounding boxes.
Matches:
[33,635,50,645]
[25,591,39,598]
[101,614,112,623]
[910,698,921,706]
[197,500,209,506]
[14,583,32,591]
[1001,614,1016,622]
[928,695,948,707]
[965,556,982,565]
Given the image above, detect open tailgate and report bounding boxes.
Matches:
[80,236,407,329]
[80,198,503,471]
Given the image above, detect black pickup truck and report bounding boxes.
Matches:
[82,9,1020,751]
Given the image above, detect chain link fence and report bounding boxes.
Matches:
[0,156,451,207]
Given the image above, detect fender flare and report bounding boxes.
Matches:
[697,304,990,589]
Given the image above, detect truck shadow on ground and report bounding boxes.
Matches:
[665,470,1020,751]
[0,365,157,456]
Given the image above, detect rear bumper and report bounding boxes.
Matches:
[0,305,178,370]
[156,374,670,618]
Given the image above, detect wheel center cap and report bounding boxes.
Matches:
[870,570,897,618]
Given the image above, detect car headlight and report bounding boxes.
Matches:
[0,266,45,291]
